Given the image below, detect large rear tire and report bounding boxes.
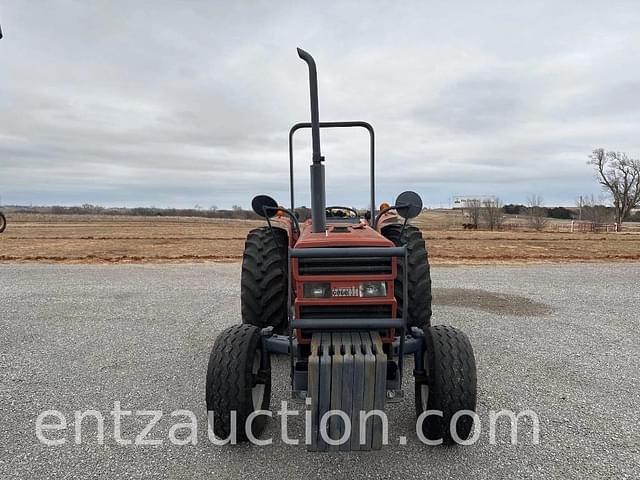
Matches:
[206,324,272,442]
[0,212,6,233]
[416,325,477,445]
[381,224,432,328]
[241,227,288,333]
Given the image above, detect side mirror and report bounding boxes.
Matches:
[251,195,278,218]
[394,191,423,219]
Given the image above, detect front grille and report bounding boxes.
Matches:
[298,256,392,276]
[299,304,392,319]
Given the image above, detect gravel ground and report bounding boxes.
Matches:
[1,263,638,479]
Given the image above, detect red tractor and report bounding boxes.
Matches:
[206,48,476,450]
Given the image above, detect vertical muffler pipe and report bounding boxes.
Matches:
[297,48,326,233]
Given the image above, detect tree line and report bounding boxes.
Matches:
[6,204,262,220]
[5,148,639,228]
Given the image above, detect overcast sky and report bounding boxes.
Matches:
[1,1,639,209]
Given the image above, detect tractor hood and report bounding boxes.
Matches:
[295,222,393,248]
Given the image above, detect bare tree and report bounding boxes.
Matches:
[589,148,640,225]
[465,198,482,229]
[580,194,614,224]
[526,194,548,231]
[481,198,504,231]
[576,195,584,221]
[231,204,243,211]
[209,205,218,212]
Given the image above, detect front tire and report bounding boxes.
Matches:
[416,325,477,445]
[241,227,288,333]
[206,324,272,442]
[382,224,432,328]
[0,212,6,233]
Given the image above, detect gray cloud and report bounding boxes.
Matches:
[1,0,639,208]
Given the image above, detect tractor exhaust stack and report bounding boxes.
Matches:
[297,48,326,233]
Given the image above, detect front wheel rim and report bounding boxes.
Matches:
[420,349,430,411]
[251,351,265,409]
[420,384,429,411]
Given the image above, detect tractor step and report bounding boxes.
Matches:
[307,332,387,451]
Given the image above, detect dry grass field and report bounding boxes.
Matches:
[0,211,639,264]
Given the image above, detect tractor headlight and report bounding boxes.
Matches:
[303,282,331,298]
[360,281,387,297]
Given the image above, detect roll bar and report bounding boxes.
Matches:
[289,121,376,224]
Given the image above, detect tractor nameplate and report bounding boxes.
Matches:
[331,286,359,297]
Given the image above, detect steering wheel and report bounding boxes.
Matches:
[325,206,359,218]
